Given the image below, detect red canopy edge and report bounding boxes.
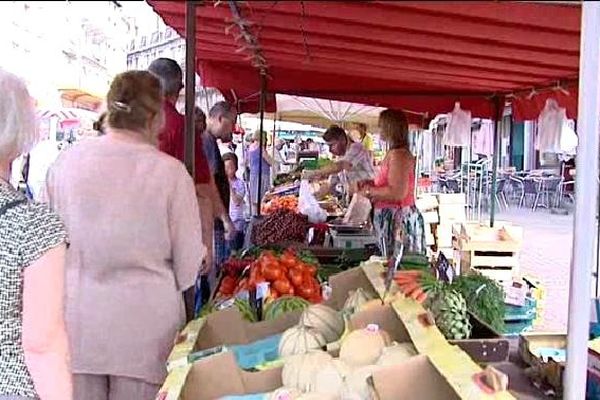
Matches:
[149,1,581,122]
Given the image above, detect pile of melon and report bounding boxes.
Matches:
[271,292,418,399]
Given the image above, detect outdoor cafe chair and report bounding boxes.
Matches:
[520,177,543,211]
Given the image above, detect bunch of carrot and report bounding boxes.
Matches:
[394,270,428,304]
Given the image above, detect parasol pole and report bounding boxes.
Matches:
[489,96,502,227]
[184,0,197,177]
[256,72,267,216]
[564,2,600,398]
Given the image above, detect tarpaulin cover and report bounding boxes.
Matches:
[148,1,581,121]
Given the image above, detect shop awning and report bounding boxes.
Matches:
[58,88,103,111]
[148,1,581,121]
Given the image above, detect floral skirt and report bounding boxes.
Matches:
[373,206,426,258]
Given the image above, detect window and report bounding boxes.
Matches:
[165,28,173,39]
[141,35,147,47]
[151,32,159,44]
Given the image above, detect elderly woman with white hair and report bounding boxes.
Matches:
[0,69,72,399]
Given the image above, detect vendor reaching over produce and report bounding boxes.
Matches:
[304,125,375,202]
[359,109,426,257]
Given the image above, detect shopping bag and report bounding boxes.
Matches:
[298,179,327,223]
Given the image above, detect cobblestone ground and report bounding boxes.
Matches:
[490,207,575,332]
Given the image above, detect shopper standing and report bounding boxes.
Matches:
[46,71,205,400]
[0,68,72,400]
[203,101,237,269]
[359,109,426,257]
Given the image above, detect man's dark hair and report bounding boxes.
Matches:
[209,101,236,119]
[222,152,238,169]
[323,125,347,142]
[148,58,182,97]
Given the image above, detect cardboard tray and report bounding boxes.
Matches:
[449,312,510,364]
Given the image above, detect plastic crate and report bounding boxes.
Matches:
[505,297,537,322]
[503,319,534,336]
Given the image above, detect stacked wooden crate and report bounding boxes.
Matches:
[453,222,523,285]
[415,193,467,262]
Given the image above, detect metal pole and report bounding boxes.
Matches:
[256,73,267,216]
[184,1,197,176]
[489,97,501,227]
[564,2,600,398]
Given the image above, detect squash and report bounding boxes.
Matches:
[282,351,333,392]
[342,365,382,400]
[339,324,391,368]
[279,325,327,357]
[267,387,302,400]
[343,288,375,314]
[312,359,351,398]
[297,394,338,400]
[376,342,417,366]
[299,304,345,343]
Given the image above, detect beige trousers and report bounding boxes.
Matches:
[73,374,159,400]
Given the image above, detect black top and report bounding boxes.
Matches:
[202,131,230,209]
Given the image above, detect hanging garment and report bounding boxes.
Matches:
[472,120,495,156]
[443,102,471,147]
[536,98,565,153]
[560,119,578,155]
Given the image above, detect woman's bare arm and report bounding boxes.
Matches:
[23,244,72,400]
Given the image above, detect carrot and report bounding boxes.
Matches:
[409,287,424,300]
[415,291,428,303]
[395,270,423,278]
[395,275,419,284]
[398,282,420,295]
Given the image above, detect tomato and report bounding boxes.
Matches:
[288,268,304,288]
[263,264,284,281]
[270,288,280,300]
[273,278,293,295]
[219,276,237,295]
[280,254,297,268]
[298,284,316,299]
[304,263,317,276]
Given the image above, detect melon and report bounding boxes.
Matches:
[299,304,345,343]
[312,359,351,398]
[282,351,333,392]
[267,387,302,400]
[343,288,375,314]
[376,342,417,366]
[339,324,391,368]
[342,365,382,400]
[297,394,338,400]
[234,298,257,322]
[264,296,310,321]
[279,325,327,357]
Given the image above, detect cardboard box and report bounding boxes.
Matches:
[415,194,438,212]
[371,355,460,400]
[436,223,453,248]
[438,204,466,222]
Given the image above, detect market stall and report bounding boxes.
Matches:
[147,1,598,399]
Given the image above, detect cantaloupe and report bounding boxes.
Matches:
[339,324,391,368]
[267,387,302,400]
[343,288,375,313]
[282,351,333,392]
[279,325,327,357]
[376,342,417,366]
[312,359,351,398]
[342,365,382,400]
[299,304,345,343]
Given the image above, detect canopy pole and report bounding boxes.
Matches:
[184,1,197,176]
[564,2,600,398]
[489,96,502,227]
[256,72,267,216]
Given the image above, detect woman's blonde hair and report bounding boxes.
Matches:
[378,109,409,149]
[0,68,37,160]
[106,71,163,140]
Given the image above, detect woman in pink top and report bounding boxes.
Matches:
[46,71,205,400]
[360,109,426,257]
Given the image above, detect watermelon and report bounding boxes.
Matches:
[264,296,310,321]
[234,299,257,322]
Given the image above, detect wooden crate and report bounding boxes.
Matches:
[456,249,520,285]
[473,266,516,285]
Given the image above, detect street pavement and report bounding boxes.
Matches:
[490,207,575,332]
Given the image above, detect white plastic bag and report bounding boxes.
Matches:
[299,179,327,223]
[343,193,372,225]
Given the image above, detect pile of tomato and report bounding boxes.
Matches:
[217,249,322,303]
